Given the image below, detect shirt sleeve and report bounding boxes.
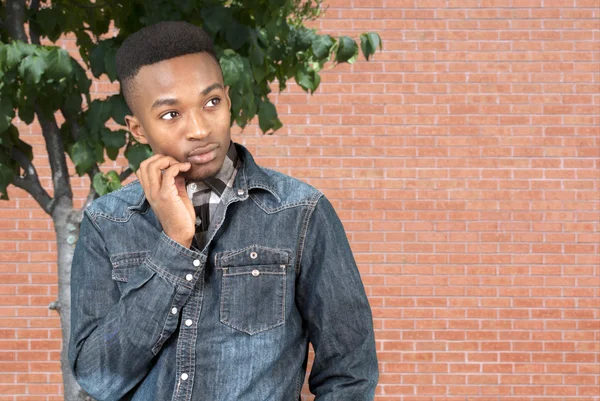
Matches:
[296,195,379,400]
[68,210,202,401]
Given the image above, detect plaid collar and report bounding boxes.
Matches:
[185,141,238,250]
[185,141,238,196]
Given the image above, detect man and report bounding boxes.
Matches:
[68,21,378,401]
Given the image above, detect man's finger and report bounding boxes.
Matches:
[146,156,181,194]
[137,154,163,193]
[159,162,191,197]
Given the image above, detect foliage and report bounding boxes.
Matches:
[0,0,382,199]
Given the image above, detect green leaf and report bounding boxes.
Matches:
[367,32,382,51]
[311,34,334,59]
[6,42,25,69]
[0,45,7,67]
[64,93,83,117]
[101,128,126,149]
[45,48,73,80]
[0,163,14,200]
[93,141,105,164]
[18,54,47,85]
[0,125,18,148]
[93,170,123,196]
[201,7,229,35]
[106,147,119,161]
[360,32,382,61]
[72,60,91,93]
[295,64,321,94]
[293,27,316,51]
[249,43,264,66]
[33,8,61,42]
[85,99,112,135]
[106,170,122,192]
[258,99,282,134]
[335,36,358,64]
[104,47,118,81]
[220,50,244,87]
[108,95,130,125]
[18,104,34,125]
[125,143,153,172]
[89,42,106,78]
[225,20,249,50]
[92,171,108,195]
[70,140,96,176]
[92,170,123,196]
[0,96,15,133]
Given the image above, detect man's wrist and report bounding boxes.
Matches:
[173,236,193,249]
[165,232,193,248]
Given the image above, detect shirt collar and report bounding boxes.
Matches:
[185,141,238,196]
[130,142,280,212]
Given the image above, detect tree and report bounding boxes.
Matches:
[0,0,382,399]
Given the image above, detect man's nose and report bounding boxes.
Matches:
[186,109,210,139]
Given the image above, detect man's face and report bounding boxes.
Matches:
[125,52,232,181]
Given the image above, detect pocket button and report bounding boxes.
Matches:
[251,269,260,277]
[250,251,258,259]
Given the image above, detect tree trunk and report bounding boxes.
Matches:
[53,199,95,401]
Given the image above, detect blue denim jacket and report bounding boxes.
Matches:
[68,143,378,401]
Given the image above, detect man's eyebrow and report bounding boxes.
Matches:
[149,83,224,111]
[201,83,224,96]
[150,97,178,111]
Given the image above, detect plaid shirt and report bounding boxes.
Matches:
[185,142,238,250]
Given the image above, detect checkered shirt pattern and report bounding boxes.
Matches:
[185,142,238,250]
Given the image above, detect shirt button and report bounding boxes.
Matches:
[185,273,193,281]
[181,373,188,381]
[185,319,193,326]
[171,307,178,314]
[252,269,260,277]
[188,183,197,190]
[237,189,244,196]
[250,251,258,259]
[193,259,200,267]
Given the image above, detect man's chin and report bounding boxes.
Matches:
[183,160,222,182]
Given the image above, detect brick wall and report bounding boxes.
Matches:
[1,1,599,399]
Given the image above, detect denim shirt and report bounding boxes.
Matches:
[68,143,378,401]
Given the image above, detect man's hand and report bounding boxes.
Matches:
[136,154,195,248]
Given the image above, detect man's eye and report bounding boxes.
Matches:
[205,98,221,108]
[161,111,179,120]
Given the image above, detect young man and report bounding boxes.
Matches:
[68,21,378,401]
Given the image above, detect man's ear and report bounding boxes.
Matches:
[125,115,148,144]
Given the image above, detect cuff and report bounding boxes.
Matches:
[144,231,206,289]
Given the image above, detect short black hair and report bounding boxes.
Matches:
[115,21,219,111]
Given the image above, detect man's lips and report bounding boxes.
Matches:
[187,144,218,157]
[187,144,219,164]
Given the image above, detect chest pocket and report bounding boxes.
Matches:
[216,245,289,335]
[110,251,150,293]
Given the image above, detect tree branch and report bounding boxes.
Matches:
[119,167,133,182]
[35,107,74,210]
[29,0,41,45]
[60,108,99,215]
[11,147,54,215]
[5,0,28,42]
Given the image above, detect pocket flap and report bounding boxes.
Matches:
[110,251,149,282]
[218,245,289,268]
